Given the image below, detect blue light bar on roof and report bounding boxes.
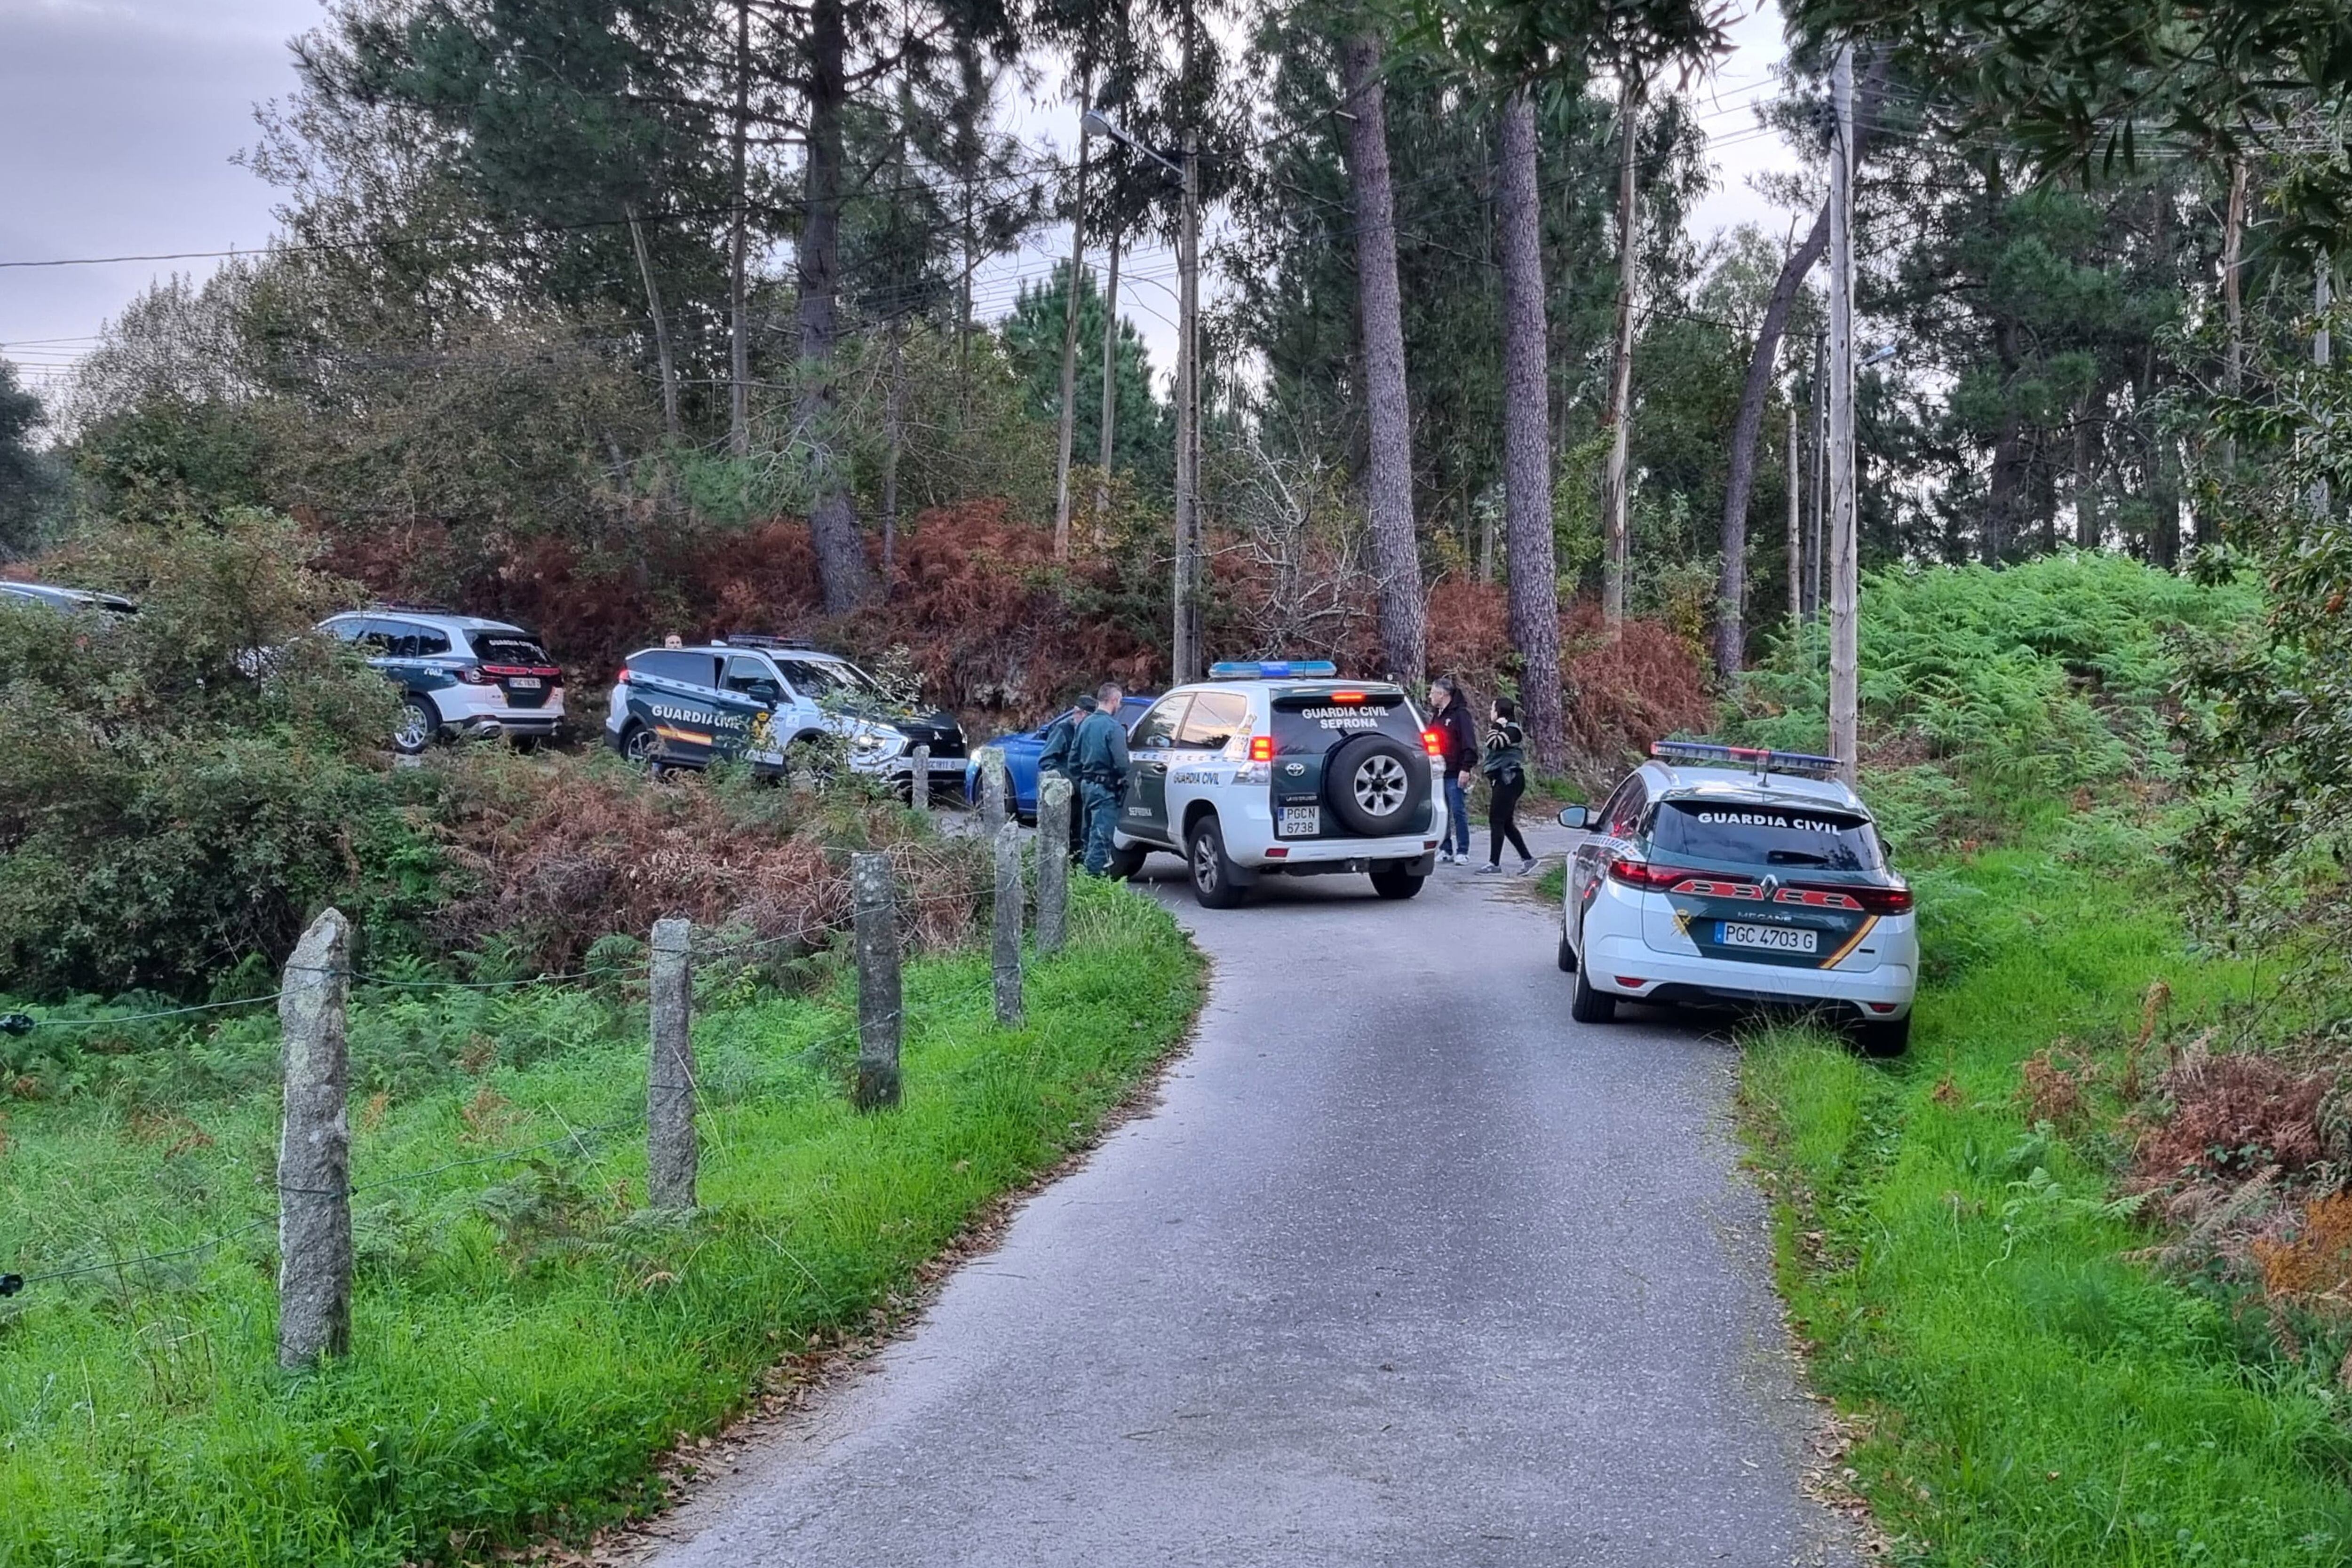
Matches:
[1651,739,1842,779]
[1208,660,1339,680]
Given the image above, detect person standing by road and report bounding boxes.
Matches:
[1428,677,1478,865]
[1037,690,1094,785]
[1476,696,1536,876]
[1073,681,1131,876]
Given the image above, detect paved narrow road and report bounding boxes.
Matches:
[639,822,1858,1567]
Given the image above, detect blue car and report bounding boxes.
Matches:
[966,695,1157,819]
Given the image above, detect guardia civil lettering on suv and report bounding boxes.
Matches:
[604,636,965,792]
[1556,741,1918,1055]
[1104,660,1448,908]
[319,607,565,754]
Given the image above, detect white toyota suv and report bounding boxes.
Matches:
[1557,742,1918,1054]
[1106,661,1447,908]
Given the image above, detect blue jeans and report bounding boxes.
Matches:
[1081,780,1123,875]
[1444,772,1470,855]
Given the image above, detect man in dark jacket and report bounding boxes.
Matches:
[1072,681,1130,875]
[1035,692,1096,855]
[1428,678,1478,865]
[1036,691,1095,783]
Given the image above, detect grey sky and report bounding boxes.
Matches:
[0,0,1801,405]
[0,0,322,395]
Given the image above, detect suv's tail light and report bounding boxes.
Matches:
[1421,728,1444,758]
[615,665,630,685]
[1249,735,1273,763]
[457,666,495,686]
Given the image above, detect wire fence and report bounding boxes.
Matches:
[0,965,1005,1304]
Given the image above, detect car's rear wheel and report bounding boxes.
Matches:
[1369,867,1423,900]
[1104,843,1148,880]
[1186,816,1248,909]
[1856,1016,1911,1057]
[392,698,437,755]
[1568,929,1615,1023]
[620,721,660,768]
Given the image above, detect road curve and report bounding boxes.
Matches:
[636,820,1859,1567]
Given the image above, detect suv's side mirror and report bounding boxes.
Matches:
[739,678,783,704]
[1556,804,1593,831]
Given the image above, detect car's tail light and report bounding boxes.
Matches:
[614,666,630,685]
[457,666,495,685]
[1249,735,1273,763]
[1421,728,1444,758]
[1849,884,1913,915]
[1606,858,1703,891]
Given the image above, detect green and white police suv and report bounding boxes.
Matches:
[1105,660,1449,909]
[603,635,966,792]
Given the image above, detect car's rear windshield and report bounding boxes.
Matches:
[1268,687,1422,751]
[471,634,551,666]
[1650,799,1882,871]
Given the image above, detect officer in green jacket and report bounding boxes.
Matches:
[1071,681,1130,875]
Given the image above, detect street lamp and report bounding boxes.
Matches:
[1085,109,1204,683]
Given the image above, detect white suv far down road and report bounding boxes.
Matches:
[1106,660,1447,908]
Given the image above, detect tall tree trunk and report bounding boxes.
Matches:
[1496,88,1562,771]
[798,0,871,610]
[1715,58,1886,676]
[627,207,681,441]
[727,0,750,459]
[1600,72,1641,635]
[1984,315,2026,564]
[1338,34,1427,684]
[2223,156,2247,476]
[1786,406,1802,632]
[1054,66,1093,560]
[2072,392,2100,549]
[883,318,905,586]
[1094,226,1120,539]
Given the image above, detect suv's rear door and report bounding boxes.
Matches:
[1639,799,1892,971]
[1267,686,1429,840]
[470,629,560,711]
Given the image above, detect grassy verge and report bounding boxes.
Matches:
[0,877,1202,1566]
[1739,821,2352,1565]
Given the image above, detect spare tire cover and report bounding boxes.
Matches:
[1324,731,1428,837]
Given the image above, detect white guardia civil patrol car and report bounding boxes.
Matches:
[1556,741,1917,1054]
[1105,660,1447,908]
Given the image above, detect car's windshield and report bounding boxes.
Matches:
[1649,799,1883,872]
[776,657,882,700]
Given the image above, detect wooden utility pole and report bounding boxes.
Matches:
[1173,132,1204,683]
[1600,72,1642,635]
[1054,67,1094,560]
[1827,42,1859,785]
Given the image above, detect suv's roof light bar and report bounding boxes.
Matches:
[1209,660,1338,680]
[723,633,815,649]
[368,599,459,614]
[1650,739,1842,780]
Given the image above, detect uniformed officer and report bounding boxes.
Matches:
[1071,681,1130,875]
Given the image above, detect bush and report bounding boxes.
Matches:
[0,512,414,995]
